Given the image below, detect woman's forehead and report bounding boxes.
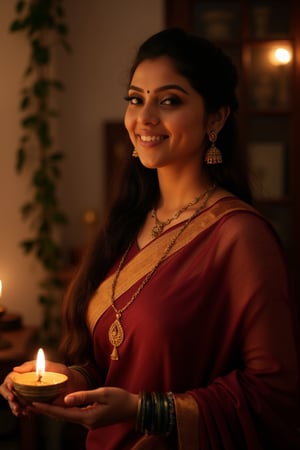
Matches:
[130,56,190,91]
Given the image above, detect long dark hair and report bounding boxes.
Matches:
[60,28,253,363]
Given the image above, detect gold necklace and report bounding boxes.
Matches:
[151,185,216,238]
[108,184,216,360]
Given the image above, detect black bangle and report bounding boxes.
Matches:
[136,391,176,435]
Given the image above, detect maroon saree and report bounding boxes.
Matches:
[86,197,300,449]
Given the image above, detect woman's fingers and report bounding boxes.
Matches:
[31,402,98,429]
[0,372,33,416]
[64,389,100,406]
[31,388,137,429]
[13,361,36,373]
[0,374,17,403]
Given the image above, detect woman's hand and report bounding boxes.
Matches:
[0,368,26,417]
[0,360,83,416]
[31,387,139,430]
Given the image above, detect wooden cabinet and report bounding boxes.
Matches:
[0,326,38,450]
[165,0,300,305]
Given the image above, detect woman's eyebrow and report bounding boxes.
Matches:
[155,84,189,95]
[128,84,189,95]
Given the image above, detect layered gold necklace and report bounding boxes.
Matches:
[108,184,216,360]
[151,187,214,238]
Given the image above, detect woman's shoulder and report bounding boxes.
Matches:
[207,188,255,216]
[207,191,262,227]
[210,195,282,251]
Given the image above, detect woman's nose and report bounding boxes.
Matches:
[138,103,160,125]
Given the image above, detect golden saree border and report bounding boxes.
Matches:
[174,393,200,449]
[87,197,256,334]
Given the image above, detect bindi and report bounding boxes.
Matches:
[146,90,150,94]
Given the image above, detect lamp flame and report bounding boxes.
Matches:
[36,348,45,382]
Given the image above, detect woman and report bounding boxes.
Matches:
[1,28,300,449]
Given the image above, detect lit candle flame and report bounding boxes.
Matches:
[36,348,45,382]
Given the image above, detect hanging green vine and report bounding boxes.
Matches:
[10,0,70,344]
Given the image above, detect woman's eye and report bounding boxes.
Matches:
[124,95,182,107]
[124,95,142,105]
[161,96,182,106]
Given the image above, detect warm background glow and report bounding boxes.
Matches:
[270,47,292,65]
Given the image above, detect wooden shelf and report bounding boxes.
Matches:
[0,325,38,450]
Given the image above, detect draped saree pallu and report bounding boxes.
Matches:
[86,197,300,450]
[87,198,256,333]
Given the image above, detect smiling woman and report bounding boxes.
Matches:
[1,27,300,450]
[124,56,227,174]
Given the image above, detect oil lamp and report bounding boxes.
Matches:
[13,348,68,404]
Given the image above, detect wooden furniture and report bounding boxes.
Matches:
[0,325,38,383]
[165,0,300,308]
[0,325,38,450]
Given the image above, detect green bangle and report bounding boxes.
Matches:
[136,391,176,435]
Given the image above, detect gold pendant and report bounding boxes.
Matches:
[108,313,124,360]
[152,223,164,238]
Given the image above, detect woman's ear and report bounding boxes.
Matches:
[207,106,230,134]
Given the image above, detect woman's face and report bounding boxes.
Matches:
[124,56,209,171]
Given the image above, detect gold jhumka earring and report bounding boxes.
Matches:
[132,148,139,158]
[204,131,222,164]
